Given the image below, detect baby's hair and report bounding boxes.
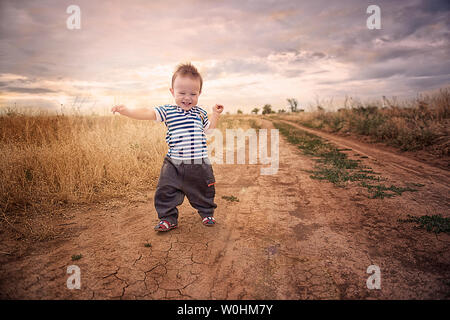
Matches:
[172,62,203,92]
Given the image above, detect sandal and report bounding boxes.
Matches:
[154,220,177,232]
[202,216,216,226]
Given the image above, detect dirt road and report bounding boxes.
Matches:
[1,119,449,299]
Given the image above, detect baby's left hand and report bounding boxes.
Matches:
[213,104,224,114]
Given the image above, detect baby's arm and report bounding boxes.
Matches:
[207,104,224,131]
[111,105,157,120]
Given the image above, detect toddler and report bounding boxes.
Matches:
[111,63,224,231]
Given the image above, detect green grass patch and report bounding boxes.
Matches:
[71,254,82,261]
[358,168,379,174]
[309,168,381,186]
[273,120,421,199]
[222,195,239,202]
[316,149,360,169]
[398,214,450,234]
[359,182,418,199]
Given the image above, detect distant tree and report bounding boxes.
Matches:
[262,104,273,115]
[237,109,243,114]
[278,109,286,113]
[251,108,260,115]
[287,98,298,112]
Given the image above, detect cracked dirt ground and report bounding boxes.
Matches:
[0,119,449,299]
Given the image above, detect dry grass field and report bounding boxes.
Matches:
[270,87,450,158]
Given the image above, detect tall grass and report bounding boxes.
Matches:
[271,87,450,155]
[0,111,167,217]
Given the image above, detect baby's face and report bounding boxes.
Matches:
[170,75,201,111]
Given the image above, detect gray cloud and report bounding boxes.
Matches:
[205,59,272,79]
[0,0,448,109]
[205,49,328,80]
[4,87,57,94]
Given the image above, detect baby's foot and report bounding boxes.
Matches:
[202,216,216,226]
[154,220,177,232]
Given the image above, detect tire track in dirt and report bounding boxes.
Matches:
[0,119,449,299]
[268,119,450,298]
[276,119,450,191]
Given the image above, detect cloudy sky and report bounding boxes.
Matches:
[0,0,449,114]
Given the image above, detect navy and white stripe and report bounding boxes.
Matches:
[154,104,210,160]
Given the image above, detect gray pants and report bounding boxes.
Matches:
[154,156,217,225]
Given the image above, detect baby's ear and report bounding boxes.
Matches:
[169,87,174,96]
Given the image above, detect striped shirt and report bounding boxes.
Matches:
[154,104,210,161]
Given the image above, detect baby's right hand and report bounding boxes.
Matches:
[111,104,128,115]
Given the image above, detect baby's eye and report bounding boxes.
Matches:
[180,92,186,95]
[191,93,197,96]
